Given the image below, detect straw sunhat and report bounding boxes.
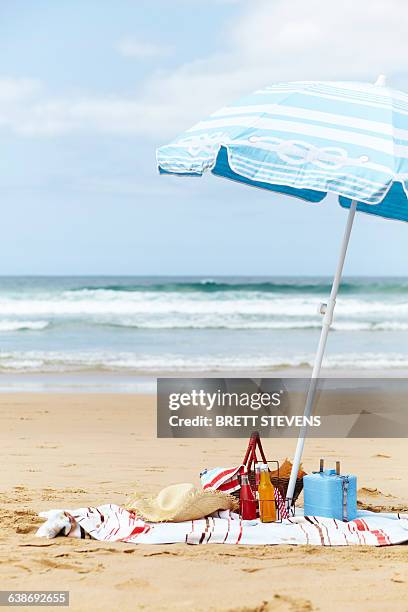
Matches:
[126,483,238,522]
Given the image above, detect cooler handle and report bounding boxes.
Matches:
[315,459,341,475]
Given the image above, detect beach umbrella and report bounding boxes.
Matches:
[156,76,408,507]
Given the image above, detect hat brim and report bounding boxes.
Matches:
[126,488,238,522]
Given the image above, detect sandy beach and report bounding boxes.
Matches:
[4,0,408,610]
[1,393,407,612]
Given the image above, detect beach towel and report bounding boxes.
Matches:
[200,466,242,493]
[36,505,408,546]
[200,466,288,519]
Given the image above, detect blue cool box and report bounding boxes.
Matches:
[303,469,357,521]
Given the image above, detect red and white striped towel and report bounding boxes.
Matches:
[200,466,242,493]
[200,466,288,519]
[36,505,408,546]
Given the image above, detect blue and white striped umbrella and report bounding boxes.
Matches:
[156,78,408,508]
[157,79,408,222]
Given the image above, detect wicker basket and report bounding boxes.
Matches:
[233,432,304,505]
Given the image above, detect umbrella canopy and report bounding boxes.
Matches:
[157,78,408,221]
[156,77,408,509]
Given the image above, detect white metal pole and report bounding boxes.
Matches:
[286,199,358,506]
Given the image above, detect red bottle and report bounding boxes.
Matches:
[240,473,257,520]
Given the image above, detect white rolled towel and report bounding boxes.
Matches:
[36,510,72,539]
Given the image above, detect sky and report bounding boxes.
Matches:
[1,0,408,276]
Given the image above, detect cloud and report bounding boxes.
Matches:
[2,0,408,140]
[0,73,227,138]
[0,77,41,102]
[230,0,408,79]
[116,37,173,59]
[0,81,200,137]
[141,0,408,135]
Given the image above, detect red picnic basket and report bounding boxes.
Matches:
[235,431,304,507]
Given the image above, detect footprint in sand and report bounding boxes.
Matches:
[115,578,151,590]
[37,558,104,574]
[36,444,59,449]
[41,491,60,502]
[71,546,119,554]
[358,487,395,498]
[273,594,314,611]
[391,574,405,584]
[357,487,406,512]
[7,490,32,507]
[13,509,41,534]
[19,542,57,548]
[12,564,32,574]
[237,594,314,611]
[16,524,38,535]
[142,551,180,557]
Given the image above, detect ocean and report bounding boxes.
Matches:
[0,275,407,390]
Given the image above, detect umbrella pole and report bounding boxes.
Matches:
[286,200,358,508]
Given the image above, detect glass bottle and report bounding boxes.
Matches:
[239,473,257,520]
[258,463,276,522]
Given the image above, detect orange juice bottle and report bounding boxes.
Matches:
[258,463,276,522]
